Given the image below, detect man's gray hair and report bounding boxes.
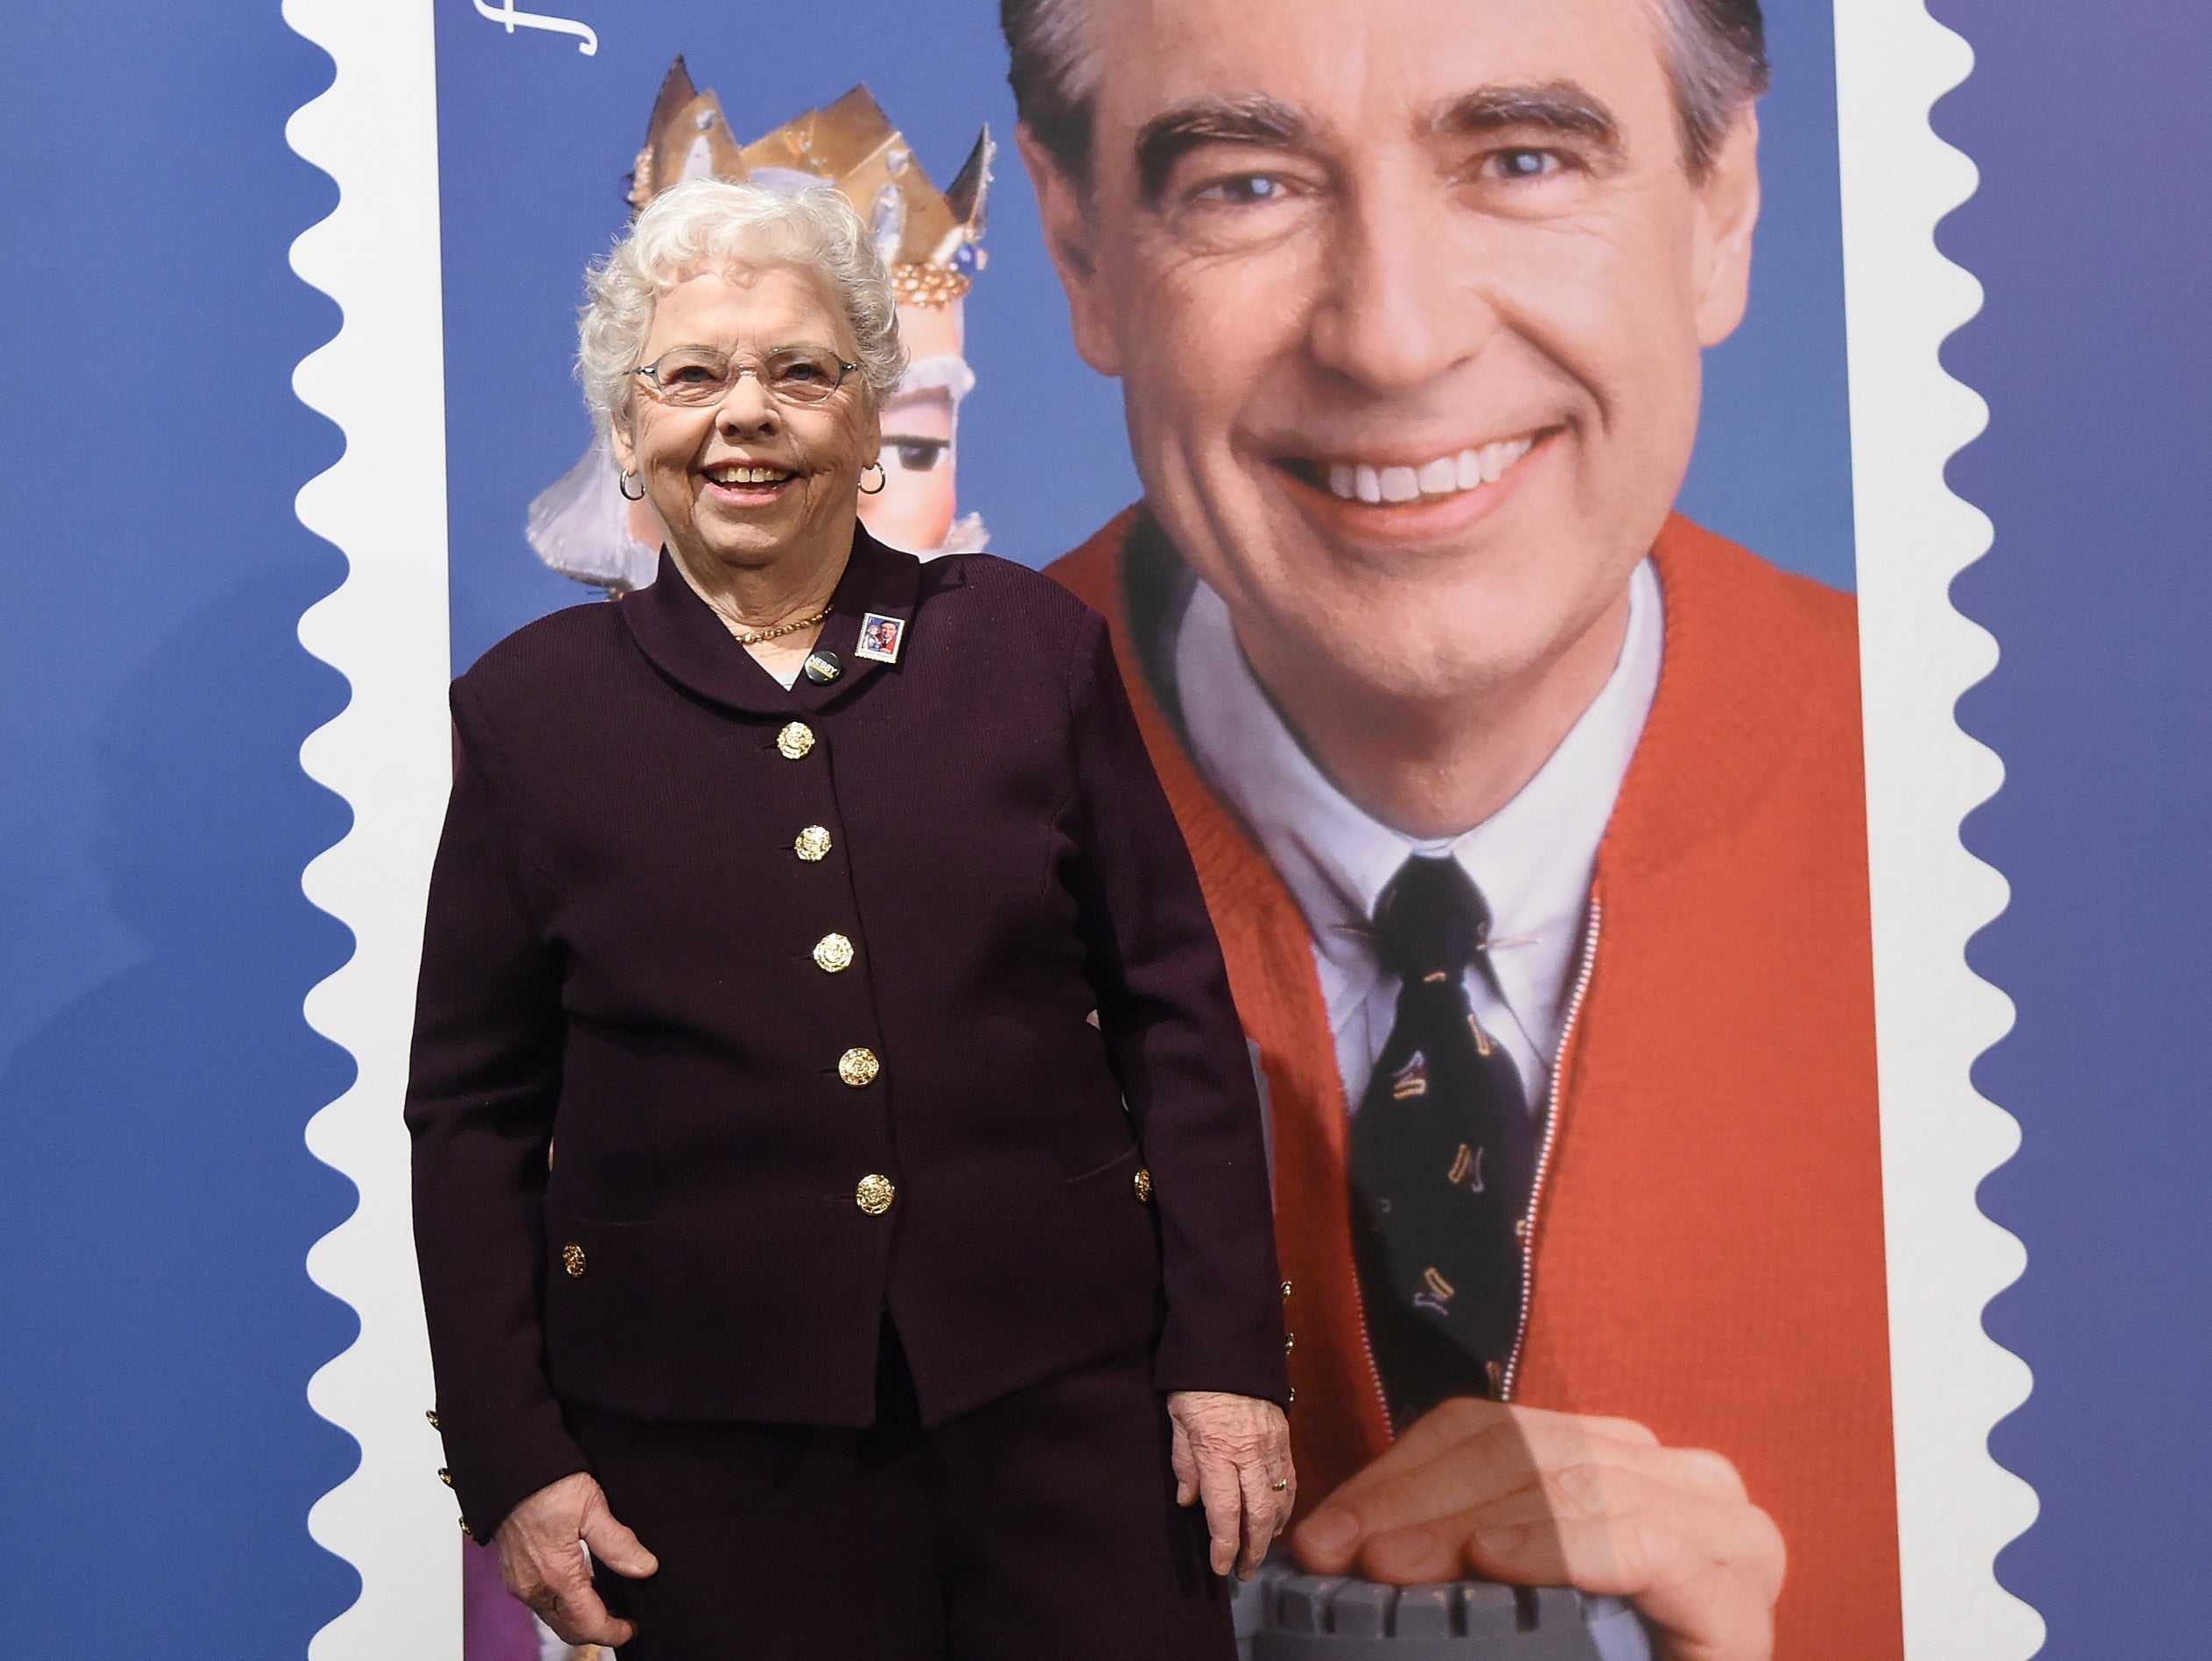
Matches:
[577,178,907,443]
[1001,0,1768,185]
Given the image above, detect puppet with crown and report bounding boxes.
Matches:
[527,61,993,592]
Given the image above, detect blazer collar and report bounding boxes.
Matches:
[621,524,923,716]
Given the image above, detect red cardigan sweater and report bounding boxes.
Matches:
[1049,510,1903,1659]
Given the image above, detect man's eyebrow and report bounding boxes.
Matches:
[1134,96,1312,204]
[1433,82,1625,157]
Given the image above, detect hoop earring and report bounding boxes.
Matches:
[858,461,887,495]
[618,469,645,501]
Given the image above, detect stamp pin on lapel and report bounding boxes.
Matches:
[855,612,906,664]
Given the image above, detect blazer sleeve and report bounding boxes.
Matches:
[405,678,588,1538]
[1063,610,1291,1404]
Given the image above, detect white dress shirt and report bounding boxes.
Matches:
[1174,560,1663,1114]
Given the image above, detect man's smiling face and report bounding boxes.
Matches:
[1026,0,1759,704]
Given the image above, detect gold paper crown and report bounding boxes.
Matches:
[628,58,991,307]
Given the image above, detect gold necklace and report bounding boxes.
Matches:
[719,604,831,647]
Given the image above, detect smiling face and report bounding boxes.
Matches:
[1023,0,1759,706]
[609,263,880,580]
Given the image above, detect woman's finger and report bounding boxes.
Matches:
[1192,1442,1247,1577]
[1273,1417,1298,1536]
[580,1502,660,1579]
[1233,1444,1282,1577]
[1170,1411,1198,1508]
[1250,1420,1295,1545]
[544,1581,635,1651]
[1269,1452,1298,1541]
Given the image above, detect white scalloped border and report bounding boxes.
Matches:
[286,1,461,1656]
[1832,4,2042,1655]
[281,3,2040,1655]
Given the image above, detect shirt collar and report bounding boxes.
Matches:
[1175,560,1663,1031]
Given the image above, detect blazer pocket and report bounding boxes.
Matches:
[1062,1138,1144,1187]
[1055,1141,1162,1343]
[539,1210,665,1415]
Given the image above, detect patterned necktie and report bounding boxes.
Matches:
[1349,855,1537,1428]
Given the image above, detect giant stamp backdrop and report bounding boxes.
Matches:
[279,2,2035,1657]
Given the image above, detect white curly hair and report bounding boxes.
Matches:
[576,177,907,442]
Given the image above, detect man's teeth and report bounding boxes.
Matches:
[708,466,791,485]
[1323,437,1535,504]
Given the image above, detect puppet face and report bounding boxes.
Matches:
[860,299,967,554]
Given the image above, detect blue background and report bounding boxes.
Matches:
[434,0,1855,671]
[1935,1,2212,1651]
[0,5,359,1654]
[0,0,2203,1655]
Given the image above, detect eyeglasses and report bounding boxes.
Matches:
[631,344,860,408]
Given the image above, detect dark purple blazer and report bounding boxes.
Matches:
[407,530,1287,1537]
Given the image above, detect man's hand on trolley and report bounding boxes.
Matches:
[1290,1397,1783,1661]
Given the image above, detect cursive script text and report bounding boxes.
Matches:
[473,0,597,55]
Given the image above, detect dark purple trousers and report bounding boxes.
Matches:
[578,1325,1237,1660]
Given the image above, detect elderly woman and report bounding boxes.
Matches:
[407,178,1293,1659]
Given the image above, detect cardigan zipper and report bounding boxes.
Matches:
[1500,893,1602,1402]
[1355,893,1604,1431]
[1356,1277,1394,1438]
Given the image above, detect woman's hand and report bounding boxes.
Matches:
[1166,1390,1297,1579]
[494,1471,660,1647]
